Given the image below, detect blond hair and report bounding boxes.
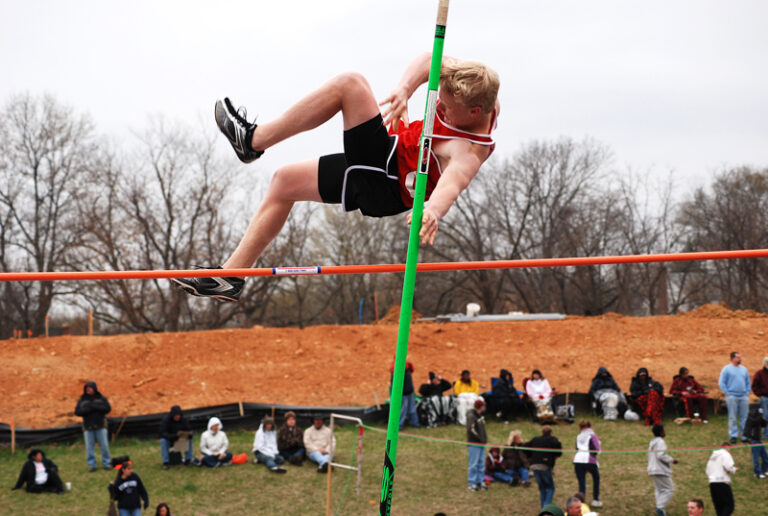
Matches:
[440,59,499,113]
[506,430,522,446]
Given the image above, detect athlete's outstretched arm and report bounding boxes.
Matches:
[407,149,483,246]
[380,52,457,130]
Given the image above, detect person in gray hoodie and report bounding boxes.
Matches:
[465,399,488,492]
[647,424,678,516]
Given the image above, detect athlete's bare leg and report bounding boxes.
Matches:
[250,72,381,151]
[223,158,321,269]
[223,73,381,269]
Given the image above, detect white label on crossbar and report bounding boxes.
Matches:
[422,89,438,137]
[272,267,321,275]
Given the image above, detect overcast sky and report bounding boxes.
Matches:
[2,0,767,194]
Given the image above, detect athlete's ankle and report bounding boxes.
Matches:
[250,126,267,152]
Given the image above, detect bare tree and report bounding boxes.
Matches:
[0,93,97,336]
[678,166,768,311]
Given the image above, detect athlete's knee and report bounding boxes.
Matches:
[333,72,373,97]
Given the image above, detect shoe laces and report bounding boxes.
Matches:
[235,106,257,128]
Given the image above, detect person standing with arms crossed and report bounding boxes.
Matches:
[718,351,750,443]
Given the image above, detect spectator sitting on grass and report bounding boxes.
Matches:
[199,417,232,467]
[502,430,530,487]
[565,495,597,516]
[12,448,65,494]
[277,411,305,466]
[158,405,193,469]
[304,415,335,473]
[538,503,565,516]
[485,447,511,485]
[253,415,287,474]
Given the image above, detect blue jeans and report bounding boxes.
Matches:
[506,467,529,483]
[467,445,485,486]
[492,470,513,483]
[532,468,555,507]
[308,450,330,467]
[750,440,768,476]
[201,452,232,467]
[761,397,768,439]
[725,395,749,439]
[574,462,600,500]
[280,448,305,462]
[256,451,285,469]
[84,428,111,468]
[160,437,193,464]
[118,509,142,516]
[399,393,419,429]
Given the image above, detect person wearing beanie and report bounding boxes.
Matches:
[158,405,193,469]
[278,411,306,466]
[524,425,563,508]
[647,424,677,516]
[539,503,565,516]
[253,416,287,473]
[417,372,454,427]
[199,417,232,467]
[465,398,487,491]
[743,407,768,478]
[74,380,112,472]
[12,448,65,494]
[706,441,737,516]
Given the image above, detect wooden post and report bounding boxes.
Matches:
[238,401,244,417]
[112,415,127,443]
[326,414,335,516]
[373,291,379,323]
[271,405,275,419]
[45,316,49,338]
[10,420,15,455]
[88,311,93,336]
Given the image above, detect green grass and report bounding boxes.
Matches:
[1,415,765,515]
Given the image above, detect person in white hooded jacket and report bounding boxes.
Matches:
[252,416,287,473]
[199,417,232,467]
[706,442,737,516]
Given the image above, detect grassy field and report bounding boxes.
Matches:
[1,414,764,515]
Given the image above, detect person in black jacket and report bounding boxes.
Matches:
[109,461,149,516]
[418,371,452,398]
[524,425,563,508]
[158,405,193,469]
[629,368,665,426]
[489,368,522,422]
[589,367,625,420]
[744,407,768,478]
[74,381,112,471]
[12,448,64,494]
[390,360,419,429]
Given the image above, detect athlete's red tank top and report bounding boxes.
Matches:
[388,107,497,207]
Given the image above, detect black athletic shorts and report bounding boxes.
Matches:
[317,114,407,217]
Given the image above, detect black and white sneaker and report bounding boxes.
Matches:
[215,98,264,163]
[171,266,245,303]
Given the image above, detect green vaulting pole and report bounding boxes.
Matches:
[379,1,449,514]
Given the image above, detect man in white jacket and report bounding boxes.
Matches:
[199,417,232,467]
[706,442,737,516]
[252,416,287,474]
[647,425,677,516]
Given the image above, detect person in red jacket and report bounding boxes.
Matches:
[670,367,708,423]
[752,357,768,440]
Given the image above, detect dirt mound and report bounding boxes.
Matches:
[3,312,768,429]
[376,305,423,324]
[681,303,767,319]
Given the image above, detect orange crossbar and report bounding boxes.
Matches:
[1,249,767,282]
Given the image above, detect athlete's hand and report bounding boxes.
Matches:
[407,208,439,246]
[380,88,410,131]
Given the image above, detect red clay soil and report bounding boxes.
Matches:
[2,304,767,429]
